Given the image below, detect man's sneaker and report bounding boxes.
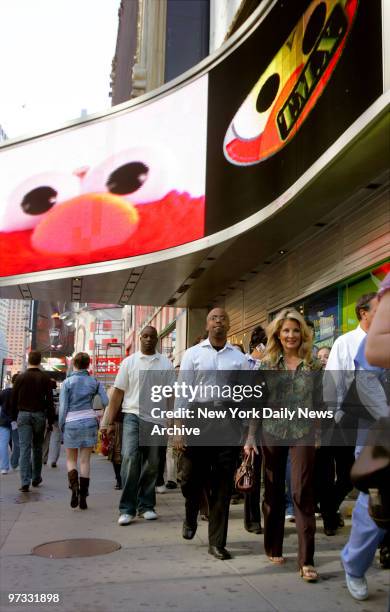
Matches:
[32,477,42,487]
[156,485,167,494]
[51,462,57,468]
[345,573,368,601]
[141,510,158,520]
[19,485,30,492]
[1,469,9,475]
[118,514,135,526]
[165,480,177,490]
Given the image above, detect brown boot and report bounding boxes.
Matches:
[79,477,89,510]
[68,469,79,508]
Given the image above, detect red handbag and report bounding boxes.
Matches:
[100,431,110,457]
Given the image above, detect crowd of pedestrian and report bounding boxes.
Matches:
[1,272,389,605]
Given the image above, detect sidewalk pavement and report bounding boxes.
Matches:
[0,454,388,612]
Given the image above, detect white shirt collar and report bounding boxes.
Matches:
[139,351,160,360]
[200,338,234,351]
[355,325,367,337]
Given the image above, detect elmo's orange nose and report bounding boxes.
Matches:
[31,193,139,255]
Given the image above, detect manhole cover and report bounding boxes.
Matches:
[32,538,121,558]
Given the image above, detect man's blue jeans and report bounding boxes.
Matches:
[341,439,386,577]
[0,427,20,470]
[17,411,46,486]
[119,414,160,515]
[0,426,10,470]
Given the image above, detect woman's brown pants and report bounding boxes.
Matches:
[262,440,316,567]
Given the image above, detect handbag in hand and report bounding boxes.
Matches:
[235,451,255,493]
[351,418,390,530]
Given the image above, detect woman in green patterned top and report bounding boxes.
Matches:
[245,308,322,583]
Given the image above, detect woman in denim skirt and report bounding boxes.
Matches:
[59,353,108,509]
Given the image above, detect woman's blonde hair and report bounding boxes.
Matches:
[262,308,313,366]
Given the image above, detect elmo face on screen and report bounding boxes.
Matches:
[0,78,207,278]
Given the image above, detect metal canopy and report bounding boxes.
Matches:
[0,98,388,308]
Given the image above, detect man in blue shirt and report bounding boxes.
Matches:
[341,335,389,601]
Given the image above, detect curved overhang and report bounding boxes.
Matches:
[0,0,387,304]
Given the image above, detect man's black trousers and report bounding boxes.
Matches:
[179,446,238,547]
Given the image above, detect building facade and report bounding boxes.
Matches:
[109,0,389,354]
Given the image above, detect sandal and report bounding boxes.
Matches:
[267,556,285,565]
[299,565,318,582]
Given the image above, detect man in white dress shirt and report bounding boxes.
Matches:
[319,292,378,534]
[176,308,249,560]
[103,326,173,526]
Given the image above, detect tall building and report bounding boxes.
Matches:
[0,300,8,374]
[0,299,32,380]
[110,0,262,103]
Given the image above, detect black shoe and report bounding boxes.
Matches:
[165,480,177,490]
[19,485,30,492]
[323,525,337,536]
[245,522,262,534]
[208,545,232,560]
[379,544,390,569]
[32,477,42,487]
[51,462,57,468]
[114,482,122,490]
[182,521,197,540]
[231,493,244,505]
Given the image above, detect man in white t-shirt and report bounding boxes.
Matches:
[103,326,173,526]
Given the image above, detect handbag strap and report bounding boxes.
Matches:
[244,450,254,467]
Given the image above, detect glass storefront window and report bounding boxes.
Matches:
[160,328,176,361]
[293,288,339,348]
[341,262,389,333]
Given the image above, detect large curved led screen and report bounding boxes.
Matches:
[0,0,383,279]
[0,78,207,277]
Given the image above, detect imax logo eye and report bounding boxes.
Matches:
[223,0,359,166]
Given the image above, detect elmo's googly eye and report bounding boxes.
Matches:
[256,74,281,114]
[81,146,176,205]
[106,162,149,195]
[302,2,327,55]
[0,172,80,232]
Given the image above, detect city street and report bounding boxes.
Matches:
[0,453,388,612]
